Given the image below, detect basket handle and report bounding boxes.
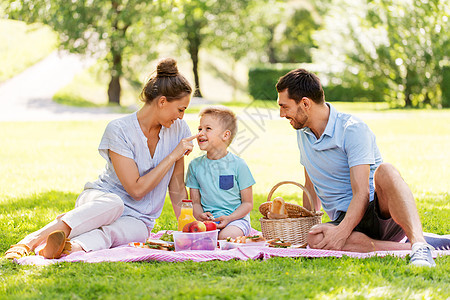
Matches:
[266,181,317,213]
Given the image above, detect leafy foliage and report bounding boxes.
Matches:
[4,0,166,104]
[278,8,320,63]
[328,0,449,108]
[169,0,257,97]
[248,63,384,101]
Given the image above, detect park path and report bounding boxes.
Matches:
[0,50,113,121]
[0,51,211,122]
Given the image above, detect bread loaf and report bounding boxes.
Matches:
[267,197,288,219]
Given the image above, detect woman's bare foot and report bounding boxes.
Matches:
[38,230,67,259]
[68,242,85,254]
[16,215,72,253]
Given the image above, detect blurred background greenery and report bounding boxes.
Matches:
[0,0,448,108]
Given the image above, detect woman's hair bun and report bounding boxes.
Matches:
[157,58,179,77]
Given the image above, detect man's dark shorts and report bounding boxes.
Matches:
[328,193,406,242]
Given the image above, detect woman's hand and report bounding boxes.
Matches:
[110,133,199,201]
[172,133,200,160]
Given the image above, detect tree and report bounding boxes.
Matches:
[5,0,166,105]
[206,1,264,100]
[248,0,286,64]
[244,1,322,65]
[280,8,320,63]
[171,0,254,97]
[314,0,449,107]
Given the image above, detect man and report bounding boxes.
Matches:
[276,68,435,267]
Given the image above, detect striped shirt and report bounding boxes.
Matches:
[85,112,191,228]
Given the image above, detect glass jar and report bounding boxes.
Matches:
[177,199,196,231]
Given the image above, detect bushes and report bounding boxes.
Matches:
[248,64,298,100]
[248,64,384,102]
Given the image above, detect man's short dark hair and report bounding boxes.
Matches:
[276,69,325,104]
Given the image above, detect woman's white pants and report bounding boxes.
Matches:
[60,189,149,252]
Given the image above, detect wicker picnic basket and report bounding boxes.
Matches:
[259,181,323,245]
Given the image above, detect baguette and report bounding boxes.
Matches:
[268,197,288,219]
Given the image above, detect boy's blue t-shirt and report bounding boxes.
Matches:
[297,103,383,221]
[186,152,255,222]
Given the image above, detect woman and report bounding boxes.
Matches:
[5,58,198,259]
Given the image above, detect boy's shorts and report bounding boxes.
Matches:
[328,193,406,242]
[224,219,251,236]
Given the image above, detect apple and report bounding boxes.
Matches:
[191,239,204,250]
[203,221,217,231]
[189,221,206,233]
[175,236,192,250]
[182,223,191,232]
[191,238,215,250]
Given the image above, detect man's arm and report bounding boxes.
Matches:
[310,164,370,250]
[303,168,321,212]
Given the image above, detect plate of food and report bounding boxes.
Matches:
[219,235,267,250]
[145,239,175,251]
[266,238,307,248]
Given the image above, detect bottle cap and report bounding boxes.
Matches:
[182,199,192,202]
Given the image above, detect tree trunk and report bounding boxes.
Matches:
[107,1,127,105]
[192,53,202,98]
[186,16,203,98]
[231,60,237,100]
[189,40,202,98]
[404,93,412,107]
[267,26,277,64]
[108,49,122,105]
[404,79,412,107]
[108,74,121,105]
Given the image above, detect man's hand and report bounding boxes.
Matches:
[309,225,351,251]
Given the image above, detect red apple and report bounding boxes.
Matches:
[191,238,215,250]
[189,221,206,233]
[204,221,217,231]
[182,222,192,232]
[191,239,204,250]
[175,236,192,250]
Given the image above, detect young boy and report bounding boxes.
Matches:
[186,106,255,240]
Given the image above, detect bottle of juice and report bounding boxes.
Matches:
[178,199,196,231]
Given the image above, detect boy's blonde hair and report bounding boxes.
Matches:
[199,106,237,145]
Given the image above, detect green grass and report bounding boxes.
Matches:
[1,257,448,299]
[1,105,449,298]
[0,19,57,82]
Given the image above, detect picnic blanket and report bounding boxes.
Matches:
[15,230,450,266]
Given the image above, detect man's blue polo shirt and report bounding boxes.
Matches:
[296,103,383,221]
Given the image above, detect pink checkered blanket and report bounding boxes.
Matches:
[15,230,450,266]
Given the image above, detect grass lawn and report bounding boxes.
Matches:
[0,19,57,82]
[0,104,449,298]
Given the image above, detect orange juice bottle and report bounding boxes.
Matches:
[178,199,196,231]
